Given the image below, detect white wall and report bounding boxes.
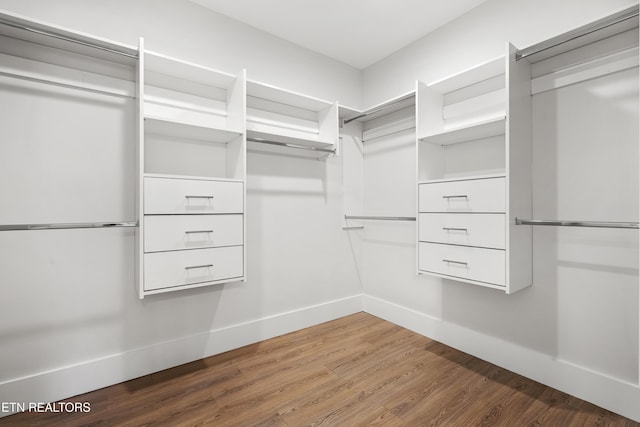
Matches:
[0,0,363,410]
[360,0,640,421]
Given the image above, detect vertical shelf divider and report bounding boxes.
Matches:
[136,37,145,299]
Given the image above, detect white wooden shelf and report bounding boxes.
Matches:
[142,172,245,183]
[418,172,506,185]
[145,50,237,88]
[246,79,338,152]
[143,50,245,136]
[0,11,136,99]
[419,115,505,145]
[0,51,136,98]
[0,10,137,65]
[342,91,415,124]
[428,56,504,94]
[246,127,334,149]
[247,79,333,111]
[144,116,242,144]
[340,91,416,144]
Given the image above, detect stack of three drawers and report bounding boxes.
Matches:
[418,176,506,288]
[143,176,244,293]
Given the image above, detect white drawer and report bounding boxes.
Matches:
[418,242,505,286]
[419,213,505,249]
[144,246,243,291]
[418,177,505,213]
[144,177,243,214]
[144,214,243,253]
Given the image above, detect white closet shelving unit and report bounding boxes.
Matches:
[137,39,247,298]
[246,79,339,157]
[416,43,532,293]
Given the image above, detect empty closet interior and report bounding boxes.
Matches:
[0,0,639,422]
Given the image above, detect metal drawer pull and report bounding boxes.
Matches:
[185,195,214,199]
[442,195,468,199]
[185,264,213,270]
[442,227,468,232]
[185,230,213,234]
[442,259,468,266]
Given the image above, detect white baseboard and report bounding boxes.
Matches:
[363,294,640,423]
[3,292,639,423]
[0,294,363,417]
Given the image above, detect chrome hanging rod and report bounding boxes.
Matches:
[0,18,138,59]
[343,93,415,125]
[247,137,336,154]
[0,70,133,99]
[345,215,416,221]
[515,5,639,61]
[0,221,139,231]
[515,218,638,230]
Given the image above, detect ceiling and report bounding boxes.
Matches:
[190,0,488,69]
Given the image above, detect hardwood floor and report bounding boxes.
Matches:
[2,312,638,426]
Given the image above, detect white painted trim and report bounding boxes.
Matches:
[362,294,640,423]
[0,294,363,417]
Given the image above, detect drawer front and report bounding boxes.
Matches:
[419,177,505,213]
[144,246,243,291]
[419,242,505,286]
[145,177,243,214]
[419,213,505,249]
[144,214,243,253]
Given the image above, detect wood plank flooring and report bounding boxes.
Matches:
[1,312,638,426]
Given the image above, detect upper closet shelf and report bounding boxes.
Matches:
[417,54,507,145]
[0,10,137,98]
[143,49,245,137]
[246,79,339,151]
[420,115,505,145]
[144,117,241,144]
[342,91,415,124]
[341,91,416,143]
[145,50,237,88]
[516,4,639,64]
[517,4,639,95]
[247,79,334,111]
[0,10,137,65]
[428,56,504,94]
